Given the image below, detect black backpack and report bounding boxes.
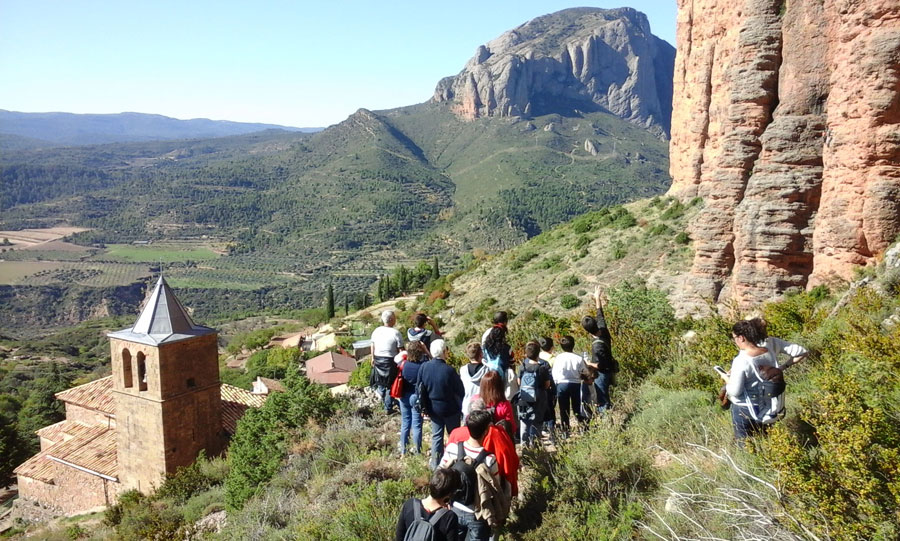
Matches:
[451,441,488,507]
[403,499,448,541]
[745,363,786,424]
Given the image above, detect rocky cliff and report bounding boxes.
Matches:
[668,0,900,306]
[433,7,675,138]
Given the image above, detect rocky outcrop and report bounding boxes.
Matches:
[433,7,675,138]
[668,0,900,307]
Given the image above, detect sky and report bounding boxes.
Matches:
[0,1,676,128]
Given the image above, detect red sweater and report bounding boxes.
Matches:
[448,425,519,496]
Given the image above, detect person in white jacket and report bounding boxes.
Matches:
[720,318,807,441]
[460,342,489,418]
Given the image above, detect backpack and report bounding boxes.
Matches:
[744,361,786,424]
[403,499,448,541]
[519,363,539,404]
[451,441,488,507]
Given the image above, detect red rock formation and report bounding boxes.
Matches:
[669,0,900,306]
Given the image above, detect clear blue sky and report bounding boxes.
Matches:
[0,1,676,128]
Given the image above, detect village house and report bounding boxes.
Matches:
[304,351,357,387]
[14,276,265,516]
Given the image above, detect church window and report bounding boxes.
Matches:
[122,349,133,388]
[137,352,148,391]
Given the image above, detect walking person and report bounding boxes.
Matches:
[581,286,616,413]
[418,339,465,469]
[482,322,512,379]
[372,310,403,414]
[720,319,807,442]
[460,343,489,417]
[551,335,585,437]
[395,468,461,541]
[538,337,557,439]
[398,340,429,456]
[517,341,551,447]
[478,371,515,435]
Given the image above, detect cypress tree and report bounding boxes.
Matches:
[432,256,440,280]
[325,283,335,319]
[344,296,350,316]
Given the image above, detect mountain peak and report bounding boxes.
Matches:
[433,7,674,138]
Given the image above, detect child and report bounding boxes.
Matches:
[517,341,552,447]
[395,468,461,541]
[479,370,515,435]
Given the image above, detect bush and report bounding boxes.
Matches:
[610,241,626,260]
[660,200,685,220]
[104,489,145,527]
[674,231,690,244]
[296,480,415,540]
[647,223,672,236]
[394,300,406,311]
[156,451,221,505]
[574,235,590,250]
[560,294,581,309]
[522,500,641,541]
[116,501,188,541]
[561,275,580,287]
[348,360,371,389]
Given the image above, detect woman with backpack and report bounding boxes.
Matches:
[398,340,429,456]
[721,319,807,441]
[517,341,552,447]
[395,468,461,541]
[482,323,512,379]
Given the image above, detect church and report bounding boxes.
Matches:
[14,276,266,515]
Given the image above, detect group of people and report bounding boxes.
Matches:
[377,289,807,540]
[372,288,616,541]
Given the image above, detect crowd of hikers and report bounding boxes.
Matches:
[372,289,807,540]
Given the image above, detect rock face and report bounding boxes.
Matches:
[433,7,675,138]
[668,0,900,307]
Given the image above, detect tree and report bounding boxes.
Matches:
[0,413,25,487]
[325,283,335,319]
[344,296,350,316]
[432,256,440,280]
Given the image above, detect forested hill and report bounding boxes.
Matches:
[0,110,317,146]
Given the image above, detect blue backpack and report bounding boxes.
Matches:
[519,363,539,404]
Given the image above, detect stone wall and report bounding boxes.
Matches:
[17,464,119,516]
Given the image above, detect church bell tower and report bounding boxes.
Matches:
[107,276,223,493]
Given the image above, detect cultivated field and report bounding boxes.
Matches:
[0,227,90,248]
[103,242,222,263]
[0,261,150,286]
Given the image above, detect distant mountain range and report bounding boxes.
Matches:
[0,110,320,146]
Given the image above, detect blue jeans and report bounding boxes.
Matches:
[398,392,422,454]
[453,507,491,541]
[594,372,612,412]
[374,384,396,414]
[557,382,582,432]
[731,404,768,442]
[429,411,461,469]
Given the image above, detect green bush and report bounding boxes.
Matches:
[574,235,590,250]
[660,200,685,220]
[296,480,415,540]
[104,489,145,527]
[647,223,672,236]
[610,241,626,260]
[116,501,188,541]
[522,500,641,541]
[348,361,371,388]
[156,451,221,505]
[674,231,690,244]
[560,294,581,309]
[561,275,580,287]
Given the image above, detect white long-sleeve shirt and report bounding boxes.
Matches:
[551,352,585,385]
[726,337,807,411]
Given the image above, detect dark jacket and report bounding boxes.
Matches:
[590,306,616,374]
[401,360,424,395]
[416,358,464,417]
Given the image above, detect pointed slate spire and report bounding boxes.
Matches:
[108,275,215,346]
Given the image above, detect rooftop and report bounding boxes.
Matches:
[16,423,117,482]
[108,275,216,346]
[55,376,115,415]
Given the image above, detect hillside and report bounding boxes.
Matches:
[0,110,316,146]
[0,7,673,334]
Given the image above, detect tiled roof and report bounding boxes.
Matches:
[16,425,117,482]
[306,351,357,374]
[55,376,115,415]
[257,377,285,393]
[220,384,267,435]
[36,420,106,445]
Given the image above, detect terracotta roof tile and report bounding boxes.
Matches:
[220,384,267,435]
[55,376,115,415]
[258,377,285,393]
[306,352,357,375]
[36,420,106,445]
[17,425,117,481]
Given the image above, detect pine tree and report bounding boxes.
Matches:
[325,283,335,319]
[432,256,440,280]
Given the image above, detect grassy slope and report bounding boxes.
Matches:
[439,196,699,340]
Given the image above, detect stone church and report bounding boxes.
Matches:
[14,276,265,515]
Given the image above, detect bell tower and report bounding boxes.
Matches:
[108,276,223,493]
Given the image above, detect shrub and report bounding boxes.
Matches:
[156,451,220,505]
[348,361,371,388]
[394,300,406,311]
[522,500,641,541]
[674,231,690,244]
[560,294,581,309]
[296,480,415,540]
[104,489,145,527]
[660,200,685,220]
[537,255,563,270]
[574,235,590,250]
[610,241,626,260]
[116,501,188,541]
[562,275,580,287]
[605,281,676,382]
[647,223,672,236]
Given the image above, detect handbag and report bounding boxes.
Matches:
[389,360,405,399]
